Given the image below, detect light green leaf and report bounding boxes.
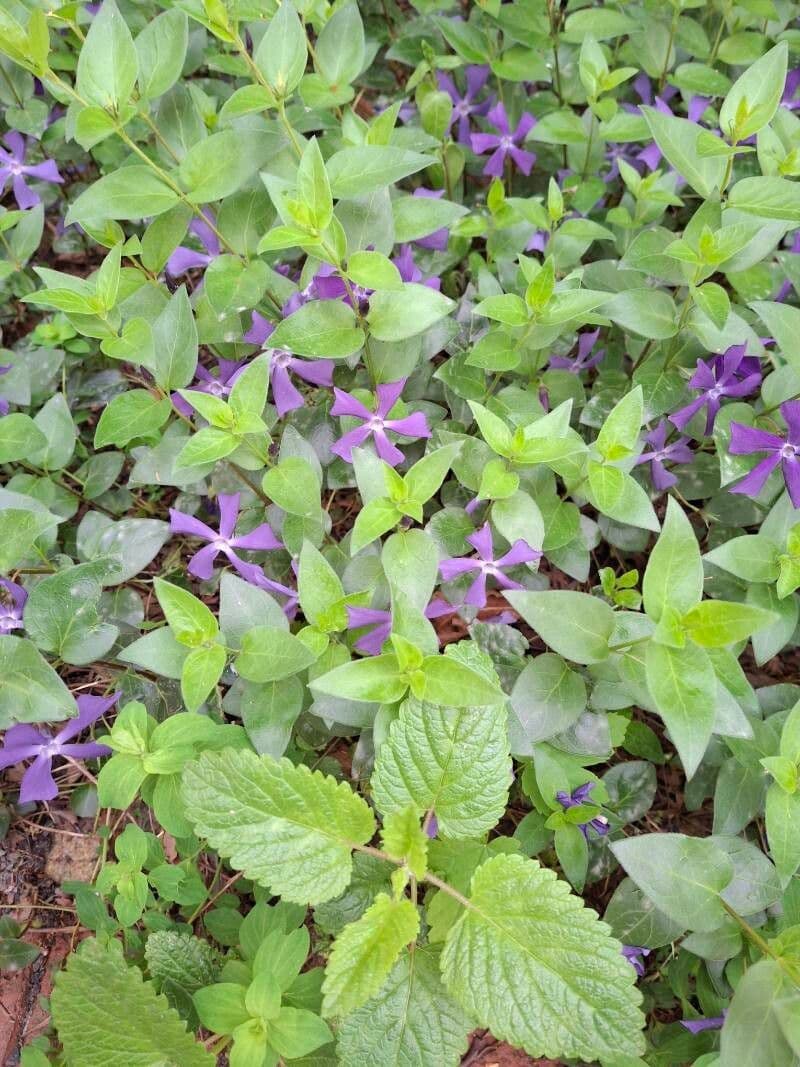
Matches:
[66,167,179,224]
[134,8,188,99]
[645,640,716,779]
[728,176,800,222]
[505,590,615,664]
[182,748,376,903]
[236,626,318,683]
[441,854,645,1061]
[269,299,364,357]
[51,938,213,1067]
[682,600,776,647]
[326,147,435,199]
[720,959,797,1067]
[181,643,226,712]
[322,894,420,1017]
[311,653,408,704]
[367,284,455,342]
[719,42,787,140]
[372,696,511,838]
[765,782,800,884]
[254,0,307,97]
[154,577,217,645]
[611,833,733,931]
[0,635,75,729]
[643,496,703,622]
[75,0,138,109]
[604,288,678,339]
[641,107,726,198]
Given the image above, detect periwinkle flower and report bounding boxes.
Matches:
[166,212,220,277]
[437,65,492,145]
[172,358,245,417]
[330,379,431,467]
[782,68,800,111]
[244,317,334,417]
[0,692,118,803]
[392,244,441,291]
[238,559,300,619]
[621,945,651,977]
[635,421,694,491]
[729,400,800,508]
[548,329,605,373]
[169,493,282,580]
[680,1014,725,1034]
[0,578,27,632]
[555,782,609,839]
[439,521,541,608]
[670,344,761,436]
[0,132,63,210]
[346,598,455,655]
[471,103,536,179]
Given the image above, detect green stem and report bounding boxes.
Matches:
[720,899,800,986]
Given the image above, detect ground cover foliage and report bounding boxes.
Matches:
[2,0,800,1064]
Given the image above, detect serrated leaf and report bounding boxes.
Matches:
[321,893,420,1018]
[336,946,472,1067]
[51,938,213,1067]
[182,749,376,903]
[440,854,645,1061]
[145,931,218,995]
[372,697,511,839]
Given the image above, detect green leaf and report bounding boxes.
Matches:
[643,496,703,623]
[765,783,800,884]
[0,413,47,462]
[682,600,776,647]
[254,0,307,97]
[236,626,318,682]
[367,285,455,342]
[381,807,428,878]
[298,541,345,631]
[415,654,505,707]
[193,983,249,1035]
[596,385,643,461]
[135,8,188,99]
[297,137,333,231]
[144,931,218,998]
[441,854,645,1061]
[263,457,321,517]
[75,0,138,109]
[719,42,787,140]
[645,640,716,779]
[728,176,800,222]
[508,653,586,752]
[704,534,781,583]
[66,167,179,224]
[321,893,420,1017]
[372,696,511,838]
[311,653,408,704]
[23,560,117,664]
[604,288,678,339]
[351,498,402,554]
[336,946,472,1067]
[269,1007,333,1059]
[182,749,376,903]
[0,635,75,729]
[641,107,726,198]
[0,508,57,573]
[611,832,733,931]
[505,590,615,664]
[94,389,171,448]
[154,577,217,645]
[720,958,798,1067]
[152,285,198,391]
[182,643,226,712]
[326,147,435,199]
[347,250,402,290]
[51,938,213,1067]
[269,299,364,357]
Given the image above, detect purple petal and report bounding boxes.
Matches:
[331,388,373,421]
[464,571,488,607]
[680,1016,725,1034]
[486,101,510,135]
[3,132,25,162]
[470,132,502,155]
[466,522,494,561]
[169,508,217,542]
[23,159,63,184]
[514,113,536,140]
[375,379,408,418]
[509,146,536,175]
[495,539,541,568]
[231,523,282,551]
[782,400,800,444]
[729,423,784,455]
[465,65,490,98]
[188,542,222,580]
[290,358,334,388]
[439,557,482,581]
[330,424,372,463]
[13,174,39,210]
[217,494,241,540]
[271,363,304,417]
[57,691,120,742]
[20,755,58,803]
[730,452,782,497]
[245,311,274,346]
[783,455,800,508]
[372,428,405,466]
[166,246,211,276]
[0,740,45,771]
[481,146,508,179]
[59,741,112,760]
[383,412,431,440]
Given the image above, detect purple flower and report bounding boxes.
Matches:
[283,267,372,316]
[330,379,431,467]
[471,103,536,179]
[548,329,605,373]
[166,212,220,277]
[0,579,27,633]
[392,244,441,291]
[0,132,62,210]
[0,692,117,803]
[346,598,454,655]
[437,65,492,144]
[782,68,800,111]
[670,345,761,435]
[411,188,449,252]
[680,1014,726,1034]
[635,421,694,491]
[239,560,300,619]
[729,400,800,508]
[555,782,609,840]
[438,521,541,608]
[425,813,439,839]
[245,318,334,417]
[0,362,11,416]
[169,493,282,580]
[621,944,651,977]
[172,359,245,417]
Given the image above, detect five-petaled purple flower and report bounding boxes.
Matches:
[0,132,62,210]
[245,317,334,417]
[471,103,536,179]
[172,358,245,417]
[437,65,492,145]
[169,493,282,580]
[439,521,541,608]
[555,782,609,839]
[0,691,117,803]
[166,212,220,277]
[670,344,761,436]
[0,578,27,633]
[680,1013,726,1034]
[729,400,800,508]
[330,379,431,467]
[621,944,651,977]
[549,328,606,373]
[635,421,694,491]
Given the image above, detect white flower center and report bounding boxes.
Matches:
[500,135,514,150]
